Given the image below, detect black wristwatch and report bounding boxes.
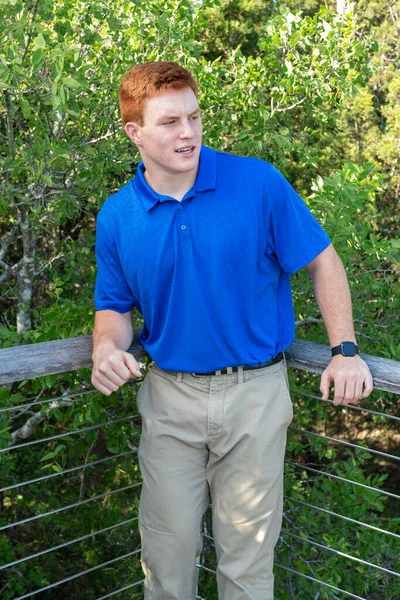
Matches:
[331,341,359,357]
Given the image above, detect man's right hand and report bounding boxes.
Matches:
[91,345,142,396]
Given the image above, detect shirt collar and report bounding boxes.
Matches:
[132,145,217,212]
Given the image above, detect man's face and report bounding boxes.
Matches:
[125,87,202,180]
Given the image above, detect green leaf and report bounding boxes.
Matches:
[52,408,64,421]
[40,451,57,462]
[62,77,81,89]
[0,416,11,434]
[34,34,46,49]
[31,48,44,66]
[0,390,10,403]
[90,399,102,420]
[59,86,66,104]
[21,99,31,118]
[39,444,65,462]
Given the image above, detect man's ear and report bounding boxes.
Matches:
[125,122,141,146]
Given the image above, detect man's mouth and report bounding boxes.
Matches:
[175,146,195,154]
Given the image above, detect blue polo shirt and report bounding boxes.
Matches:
[95,145,330,372]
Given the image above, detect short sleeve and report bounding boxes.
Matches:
[94,210,137,313]
[265,166,331,275]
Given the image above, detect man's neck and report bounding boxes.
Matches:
[143,168,197,202]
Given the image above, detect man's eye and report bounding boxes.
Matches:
[164,120,176,125]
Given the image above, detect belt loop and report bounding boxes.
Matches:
[237,365,244,384]
[176,371,183,383]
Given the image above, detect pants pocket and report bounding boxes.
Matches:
[279,363,293,422]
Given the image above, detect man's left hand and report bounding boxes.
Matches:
[320,355,373,405]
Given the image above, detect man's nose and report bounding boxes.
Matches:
[179,120,194,138]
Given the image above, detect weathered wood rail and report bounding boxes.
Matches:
[0,329,399,393]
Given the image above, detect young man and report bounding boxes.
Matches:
[91,61,373,600]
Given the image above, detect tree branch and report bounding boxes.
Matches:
[3,91,16,158]
[0,257,24,284]
[296,317,324,326]
[0,225,19,262]
[275,97,307,112]
[21,0,41,63]
[10,386,46,421]
[9,399,74,445]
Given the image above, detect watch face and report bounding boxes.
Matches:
[341,342,357,356]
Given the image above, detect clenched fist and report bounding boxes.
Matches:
[92,344,142,396]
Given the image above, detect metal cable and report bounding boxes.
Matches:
[280,529,400,578]
[1,415,138,453]
[0,481,142,532]
[285,460,400,500]
[0,383,142,415]
[0,517,139,570]
[289,426,400,462]
[0,449,137,493]
[16,545,370,600]
[292,390,400,422]
[284,496,400,540]
[274,564,368,600]
[13,549,141,600]
[0,389,96,414]
[196,563,217,575]
[2,386,396,421]
[200,536,391,596]
[95,579,144,600]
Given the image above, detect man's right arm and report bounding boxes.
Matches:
[91,310,142,396]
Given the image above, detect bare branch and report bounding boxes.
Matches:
[9,399,74,445]
[6,257,24,278]
[296,317,324,326]
[0,225,19,261]
[381,53,398,63]
[10,386,46,421]
[36,252,64,276]
[354,330,382,343]
[87,130,115,144]
[78,437,97,502]
[275,97,306,112]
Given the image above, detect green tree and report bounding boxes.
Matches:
[0,0,200,333]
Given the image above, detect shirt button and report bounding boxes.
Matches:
[178,204,183,210]
[181,225,186,230]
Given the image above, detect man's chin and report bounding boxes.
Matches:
[174,153,200,170]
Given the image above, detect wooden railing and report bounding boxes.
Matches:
[1,329,399,393]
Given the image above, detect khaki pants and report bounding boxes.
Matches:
[136,359,293,600]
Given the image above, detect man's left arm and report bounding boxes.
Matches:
[305,243,374,405]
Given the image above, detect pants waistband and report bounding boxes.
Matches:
[191,352,284,377]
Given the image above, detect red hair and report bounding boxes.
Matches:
[119,61,199,125]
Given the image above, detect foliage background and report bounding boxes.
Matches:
[0,0,399,598]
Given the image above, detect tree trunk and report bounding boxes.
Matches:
[16,212,36,332]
